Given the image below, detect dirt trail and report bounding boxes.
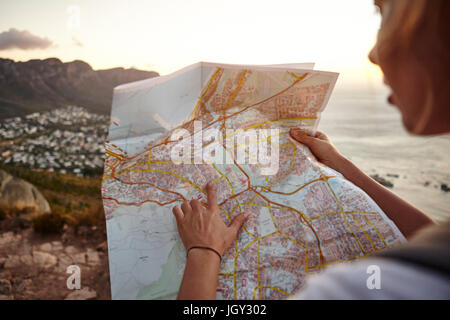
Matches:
[0,220,111,300]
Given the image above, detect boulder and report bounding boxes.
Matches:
[86,248,101,266]
[51,241,63,251]
[39,242,53,252]
[370,174,394,188]
[0,170,50,215]
[33,251,57,269]
[64,245,78,255]
[72,252,86,265]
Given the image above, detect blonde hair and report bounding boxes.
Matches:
[378,0,450,134]
[392,0,450,58]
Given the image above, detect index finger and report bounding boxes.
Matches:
[205,182,218,209]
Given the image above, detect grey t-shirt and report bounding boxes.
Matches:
[291,257,450,300]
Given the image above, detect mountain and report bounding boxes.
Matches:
[0,58,159,119]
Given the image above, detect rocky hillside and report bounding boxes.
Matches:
[0,225,110,300]
[0,58,159,119]
[0,167,109,299]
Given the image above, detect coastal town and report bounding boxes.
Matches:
[0,106,109,176]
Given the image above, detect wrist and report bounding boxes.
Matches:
[187,247,221,264]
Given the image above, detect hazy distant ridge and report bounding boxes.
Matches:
[0,58,159,119]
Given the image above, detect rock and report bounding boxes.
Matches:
[15,279,32,293]
[65,245,78,255]
[56,253,73,272]
[20,254,34,266]
[370,174,394,188]
[96,241,107,252]
[33,251,57,269]
[0,231,21,247]
[39,242,53,252]
[72,252,86,265]
[441,184,450,192]
[0,294,12,300]
[0,170,50,215]
[86,249,101,266]
[65,287,97,300]
[386,173,399,178]
[0,279,12,296]
[0,270,12,280]
[4,254,33,268]
[16,238,32,256]
[0,257,6,268]
[51,241,63,251]
[77,226,91,237]
[3,255,19,268]
[61,225,75,243]
[0,231,14,241]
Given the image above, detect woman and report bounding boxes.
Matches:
[172,0,450,299]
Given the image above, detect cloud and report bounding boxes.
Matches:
[0,28,53,51]
[72,36,83,47]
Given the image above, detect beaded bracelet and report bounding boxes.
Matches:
[187,246,222,261]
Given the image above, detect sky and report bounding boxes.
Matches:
[0,0,383,90]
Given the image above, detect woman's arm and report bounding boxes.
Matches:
[172,183,248,299]
[289,128,434,238]
[177,248,221,300]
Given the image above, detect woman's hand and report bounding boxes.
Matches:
[174,183,248,299]
[172,182,248,256]
[289,128,433,238]
[289,128,349,173]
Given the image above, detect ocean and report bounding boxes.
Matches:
[318,87,450,223]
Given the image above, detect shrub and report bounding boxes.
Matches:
[72,205,105,227]
[0,163,102,199]
[0,205,36,220]
[0,205,9,220]
[15,206,36,216]
[49,196,64,206]
[32,211,66,234]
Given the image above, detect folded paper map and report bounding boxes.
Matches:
[102,62,405,299]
